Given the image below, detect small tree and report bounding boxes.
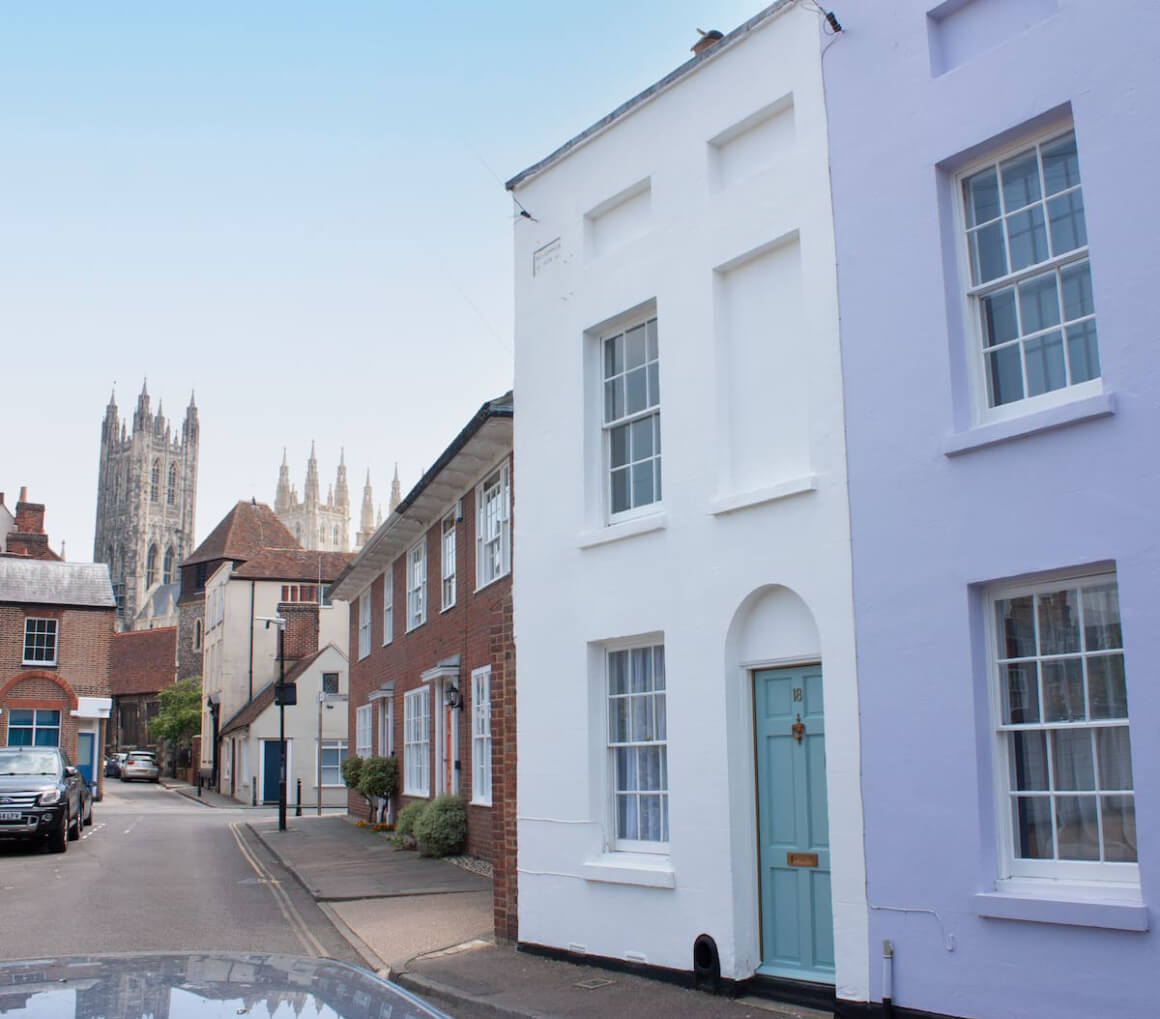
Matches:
[358,755,398,824]
[150,677,203,749]
[341,754,365,812]
[413,794,467,857]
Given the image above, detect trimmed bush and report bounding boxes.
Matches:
[391,800,428,849]
[341,754,364,791]
[358,756,398,824]
[413,794,467,858]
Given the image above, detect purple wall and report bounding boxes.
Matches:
[825,2,1159,1016]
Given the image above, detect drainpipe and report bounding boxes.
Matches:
[882,940,894,1019]
[248,581,256,702]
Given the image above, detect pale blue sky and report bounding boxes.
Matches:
[1,1,759,558]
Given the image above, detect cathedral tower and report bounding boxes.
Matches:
[93,382,199,628]
[274,447,361,551]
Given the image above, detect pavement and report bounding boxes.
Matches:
[160,777,831,1019]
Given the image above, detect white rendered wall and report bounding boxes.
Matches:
[512,5,867,999]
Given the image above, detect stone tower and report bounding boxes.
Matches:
[274,446,356,551]
[93,382,199,628]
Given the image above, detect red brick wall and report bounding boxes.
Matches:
[347,457,517,940]
[0,603,115,798]
[281,603,320,660]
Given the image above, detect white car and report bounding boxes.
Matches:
[120,752,160,783]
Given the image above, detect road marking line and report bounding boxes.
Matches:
[230,822,324,957]
[122,816,142,835]
[81,823,106,841]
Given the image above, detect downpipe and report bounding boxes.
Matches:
[882,940,894,1019]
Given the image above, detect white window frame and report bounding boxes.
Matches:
[318,740,348,787]
[378,697,394,756]
[381,565,393,645]
[986,570,1137,888]
[475,462,511,590]
[406,539,426,631]
[6,708,61,747]
[403,687,431,796]
[22,618,58,666]
[604,639,668,853]
[441,511,457,611]
[471,666,492,806]
[355,704,373,759]
[357,589,371,661]
[601,316,661,523]
[956,122,1101,425]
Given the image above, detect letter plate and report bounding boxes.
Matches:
[786,852,818,868]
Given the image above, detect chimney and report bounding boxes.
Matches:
[15,491,45,535]
[692,29,723,55]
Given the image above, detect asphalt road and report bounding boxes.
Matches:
[0,779,362,964]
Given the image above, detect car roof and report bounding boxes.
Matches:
[0,746,61,754]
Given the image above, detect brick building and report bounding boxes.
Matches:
[0,557,115,798]
[0,489,62,560]
[108,625,177,754]
[330,392,516,941]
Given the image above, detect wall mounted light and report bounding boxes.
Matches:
[445,684,463,710]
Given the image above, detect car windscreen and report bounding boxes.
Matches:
[0,751,59,776]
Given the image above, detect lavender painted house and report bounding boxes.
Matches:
[824,2,1159,1017]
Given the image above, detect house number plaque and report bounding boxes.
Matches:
[786,852,818,868]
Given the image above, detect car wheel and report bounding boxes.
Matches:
[48,812,68,853]
[67,806,81,841]
[84,799,93,826]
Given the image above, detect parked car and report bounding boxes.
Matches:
[104,752,127,778]
[0,747,92,853]
[120,751,160,783]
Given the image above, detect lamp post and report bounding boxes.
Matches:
[257,615,291,832]
[318,690,349,816]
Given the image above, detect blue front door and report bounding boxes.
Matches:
[76,732,95,792]
[262,740,283,804]
[754,665,834,982]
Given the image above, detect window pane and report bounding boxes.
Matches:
[1082,584,1121,650]
[610,423,629,468]
[1065,321,1100,384]
[617,793,638,841]
[604,335,622,378]
[969,222,1007,284]
[981,288,1018,347]
[625,366,648,415]
[639,793,663,841]
[1000,150,1042,210]
[638,746,664,790]
[630,648,651,692]
[653,646,665,689]
[1055,796,1099,860]
[610,467,630,513]
[1038,590,1080,654]
[34,729,59,747]
[1101,796,1137,862]
[608,651,628,695]
[654,458,662,502]
[609,696,629,743]
[654,693,666,740]
[646,362,660,406]
[604,378,624,423]
[987,345,1023,406]
[1002,662,1039,724]
[630,417,653,461]
[964,167,1001,226]
[9,710,34,726]
[1018,273,1060,333]
[1060,262,1094,321]
[1024,330,1066,397]
[1051,729,1095,790]
[1013,796,1053,858]
[631,694,653,741]
[653,415,662,455]
[1009,731,1049,791]
[615,746,636,790]
[625,324,646,369]
[1047,190,1087,255]
[1041,132,1080,195]
[1006,206,1049,272]
[1087,654,1128,720]
[1042,658,1085,722]
[631,461,654,507]
[646,318,658,361]
[1096,726,1133,791]
[996,596,1036,659]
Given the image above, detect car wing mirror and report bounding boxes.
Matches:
[64,766,78,777]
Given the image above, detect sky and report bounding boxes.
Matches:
[1,0,761,558]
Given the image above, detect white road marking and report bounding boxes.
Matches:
[229,822,324,957]
[81,822,106,841]
[122,817,142,835]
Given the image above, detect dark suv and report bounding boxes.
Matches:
[0,747,92,853]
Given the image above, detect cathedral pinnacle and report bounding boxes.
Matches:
[389,463,402,512]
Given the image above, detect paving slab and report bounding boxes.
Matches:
[249,815,491,900]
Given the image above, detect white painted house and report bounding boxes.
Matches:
[508,1,868,1004]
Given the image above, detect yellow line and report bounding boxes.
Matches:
[230,822,325,957]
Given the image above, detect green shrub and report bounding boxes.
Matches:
[413,794,467,858]
[391,800,428,849]
[341,754,364,790]
[358,756,398,823]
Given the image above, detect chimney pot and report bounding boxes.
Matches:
[692,29,724,55]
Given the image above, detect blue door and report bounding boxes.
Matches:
[754,665,834,982]
[262,741,283,805]
[76,732,95,793]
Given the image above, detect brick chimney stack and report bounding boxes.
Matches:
[15,489,45,536]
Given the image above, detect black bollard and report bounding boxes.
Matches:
[295,778,302,817]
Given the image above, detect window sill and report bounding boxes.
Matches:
[21,661,57,668]
[470,798,492,808]
[974,886,1147,931]
[943,392,1116,457]
[581,853,676,888]
[709,475,817,516]
[578,512,668,549]
[474,570,511,594]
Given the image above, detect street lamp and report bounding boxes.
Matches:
[318,690,348,816]
[257,615,293,831]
